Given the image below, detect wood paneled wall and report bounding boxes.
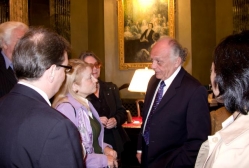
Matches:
[9,0,28,24]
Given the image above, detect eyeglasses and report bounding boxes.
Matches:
[57,64,72,72]
[88,62,101,69]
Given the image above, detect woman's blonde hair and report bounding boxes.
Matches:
[52,59,91,108]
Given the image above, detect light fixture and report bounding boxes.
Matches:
[128,67,154,117]
[128,67,155,93]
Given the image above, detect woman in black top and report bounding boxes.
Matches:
[79,51,129,160]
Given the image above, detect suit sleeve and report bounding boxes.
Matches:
[168,86,211,167]
[111,84,127,126]
[39,119,84,168]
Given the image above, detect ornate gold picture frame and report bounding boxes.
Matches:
[118,0,175,70]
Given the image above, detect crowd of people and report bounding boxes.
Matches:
[1,20,249,168]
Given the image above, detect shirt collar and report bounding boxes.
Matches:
[1,51,13,69]
[163,66,181,90]
[18,81,51,106]
[220,114,249,144]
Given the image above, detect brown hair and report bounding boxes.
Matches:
[78,51,102,65]
[13,27,70,80]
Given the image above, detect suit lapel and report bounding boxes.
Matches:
[148,30,154,38]
[145,68,186,114]
[143,77,160,117]
[155,68,186,112]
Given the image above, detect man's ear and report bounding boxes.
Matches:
[174,57,182,67]
[47,65,56,83]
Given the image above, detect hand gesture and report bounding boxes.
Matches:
[105,147,118,168]
[106,117,117,129]
[104,146,117,159]
[107,155,118,168]
[99,116,108,127]
[136,153,142,164]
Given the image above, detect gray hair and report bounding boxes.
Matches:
[0,21,28,47]
[169,38,188,63]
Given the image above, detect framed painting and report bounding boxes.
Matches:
[118,0,175,70]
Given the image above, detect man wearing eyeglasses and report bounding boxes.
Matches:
[0,27,84,168]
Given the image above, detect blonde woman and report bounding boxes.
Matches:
[52,59,118,168]
[79,51,129,162]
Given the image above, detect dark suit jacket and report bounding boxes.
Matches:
[0,84,84,168]
[138,68,211,168]
[140,29,155,49]
[0,51,17,98]
[88,80,130,155]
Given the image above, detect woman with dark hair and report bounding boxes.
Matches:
[79,51,129,162]
[195,30,249,167]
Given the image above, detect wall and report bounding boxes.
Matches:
[191,0,216,85]
[175,0,192,74]
[20,0,233,98]
[88,0,105,80]
[29,0,50,27]
[104,0,193,98]
[216,0,233,44]
[10,0,28,24]
[71,0,88,58]
[71,0,105,80]
[71,0,233,98]
[104,0,144,99]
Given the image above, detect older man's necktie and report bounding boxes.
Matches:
[143,81,165,145]
[7,66,14,75]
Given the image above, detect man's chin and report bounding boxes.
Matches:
[155,74,162,79]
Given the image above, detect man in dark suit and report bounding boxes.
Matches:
[0,21,28,98]
[0,27,84,168]
[140,23,155,50]
[136,37,211,167]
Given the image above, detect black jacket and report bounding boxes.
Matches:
[0,84,84,168]
[87,80,130,155]
[0,51,17,98]
[138,68,210,168]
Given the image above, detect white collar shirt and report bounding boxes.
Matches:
[1,51,13,69]
[18,81,51,106]
[143,66,181,133]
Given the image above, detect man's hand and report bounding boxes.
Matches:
[99,116,108,127]
[136,153,142,164]
[106,117,117,129]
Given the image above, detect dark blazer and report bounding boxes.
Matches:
[138,68,211,168]
[0,84,84,168]
[0,51,17,98]
[140,29,155,49]
[88,80,130,155]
